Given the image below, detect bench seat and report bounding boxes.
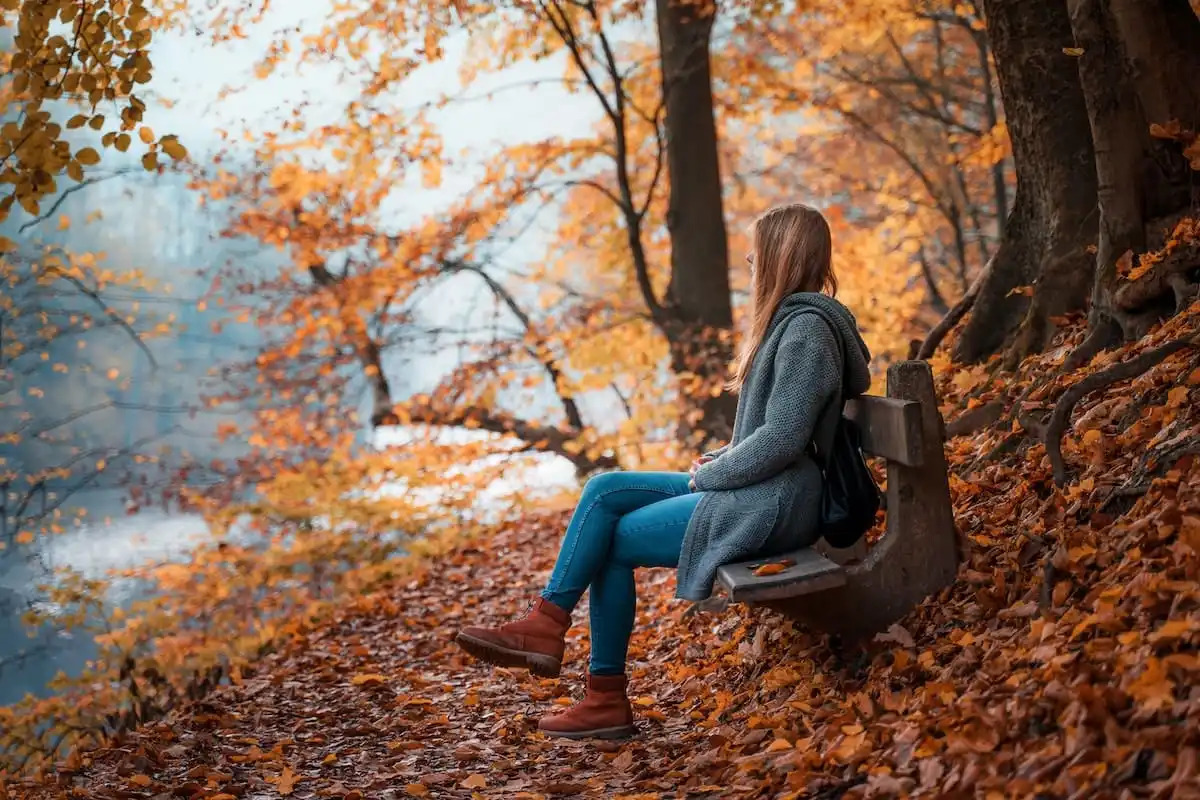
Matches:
[715,548,845,603]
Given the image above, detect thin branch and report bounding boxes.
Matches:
[537,0,617,122]
[18,168,140,233]
[441,259,587,431]
[916,251,994,360]
[40,259,158,371]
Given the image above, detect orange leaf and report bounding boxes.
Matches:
[130,775,153,787]
[1128,658,1175,711]
[752,560,794,576]
[277,767,298,795]
[461,774,487,789]
[351,673,386,686]
[405,784,430,797]
[1150,618,1198,644]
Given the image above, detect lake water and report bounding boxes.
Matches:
[0,489,212,705]
[0,445,579,706]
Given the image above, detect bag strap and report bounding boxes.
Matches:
[799,307,848,468]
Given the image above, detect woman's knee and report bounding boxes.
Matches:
[581,470,626,499]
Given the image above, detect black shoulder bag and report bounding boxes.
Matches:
[805,311,882,549]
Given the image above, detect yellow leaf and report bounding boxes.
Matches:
[162,137,188,160]
[75,147,100,166]
[1062,47,1084,56]
[1166,386,1190,408]
[142,152,158,170]
[139,126,155,143]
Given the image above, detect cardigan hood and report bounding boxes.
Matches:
[770,292,872,399]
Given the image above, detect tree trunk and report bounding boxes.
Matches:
[655,0,737,446]
[954,0,1098,364]
[1068,0,1200,354]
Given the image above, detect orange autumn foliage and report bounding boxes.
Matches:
[6,301,1198,798]
[17,0,1200,791]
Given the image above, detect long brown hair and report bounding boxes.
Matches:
[727,203,836,392]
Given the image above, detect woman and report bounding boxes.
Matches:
[454,203,872,740]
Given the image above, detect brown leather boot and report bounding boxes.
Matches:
[538,673,636,740]
[454,597,570,678]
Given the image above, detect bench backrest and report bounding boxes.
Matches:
[844,396,925,467]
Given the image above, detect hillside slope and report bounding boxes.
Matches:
[7,304,1199,800]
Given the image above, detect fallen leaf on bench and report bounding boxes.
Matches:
[752,559,795,576]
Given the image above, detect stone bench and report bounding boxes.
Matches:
[712,360,959,638]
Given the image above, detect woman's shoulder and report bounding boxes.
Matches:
[778,308,839,349]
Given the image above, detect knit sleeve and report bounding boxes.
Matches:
[691,315,841,492]
[701,443,729,460]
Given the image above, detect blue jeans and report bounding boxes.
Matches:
[541,471,702,675]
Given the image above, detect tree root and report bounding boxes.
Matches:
[945,400,1006,438]
[1061,316,1121,373]
[1113,238,1200,312]
[916,254,994,361]
[1045,336,1197,486]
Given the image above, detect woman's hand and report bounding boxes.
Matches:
[688,455,713,492]
[689,455,713,477]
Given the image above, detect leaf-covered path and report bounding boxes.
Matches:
[11,312,1200,800]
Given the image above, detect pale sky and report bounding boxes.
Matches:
[138,1,627,424]
[145,1,602,223]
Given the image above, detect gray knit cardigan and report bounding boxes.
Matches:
[677,292,872,601]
